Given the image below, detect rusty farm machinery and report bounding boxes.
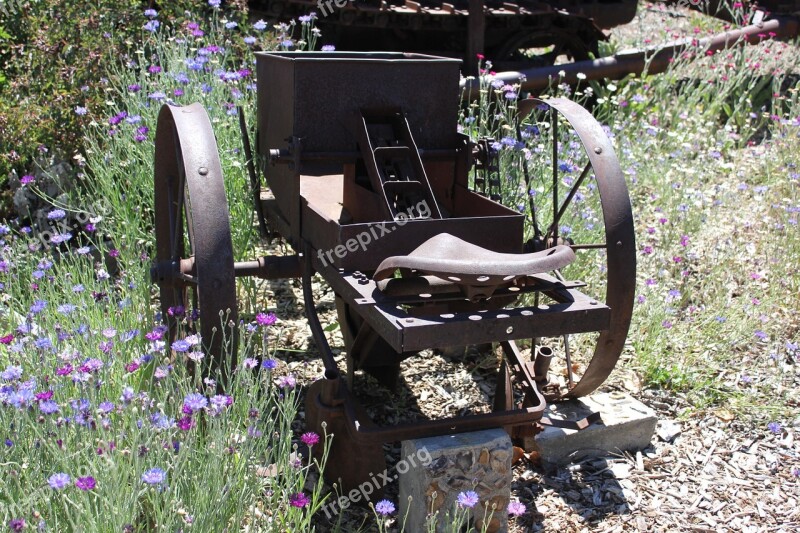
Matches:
[150,50,640,490]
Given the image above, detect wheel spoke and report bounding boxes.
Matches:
[551,107,558,243]
[569,243,607,250]
[546,161,592,242]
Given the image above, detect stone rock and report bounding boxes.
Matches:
[399,429,512,533]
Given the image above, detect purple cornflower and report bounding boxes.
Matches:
[457,490,479,508]
[768,421,782,434]
[183,393,208,413]
[75,476,96,490]
[148,65,162,74]
[48,472,71,490]
[8,519,25,532]
[121,386,135,404]
[209,394,231,415]
[256,312,277,326]
[507,501,526,516]
[177,416,194,431]
[243,358,258,368]
[128,84,141,93]
[277,374,296,389]
[301,432,320,446]
[20,175,34,184]
[375,499,395,515]
[141,467,167,485]
[289,492,310,508]
[755,330,768,340]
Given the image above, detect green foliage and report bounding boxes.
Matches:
[0,0,248,211]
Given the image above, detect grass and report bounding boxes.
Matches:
[1,0,799,530]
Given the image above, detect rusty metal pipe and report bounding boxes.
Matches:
[233,255,301,279]
[533,345,554,382]
[301,244,341,377]
[463,16,799,97]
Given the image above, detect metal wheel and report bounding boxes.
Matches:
[511,97,636,399]
[491,30,595,71]
[153,103,238,382]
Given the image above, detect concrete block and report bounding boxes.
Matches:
[399,428,512,533]
[533,391,657,465]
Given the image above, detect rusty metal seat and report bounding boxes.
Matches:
[373,233,575,286]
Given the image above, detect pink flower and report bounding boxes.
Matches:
[301,432,320,446]
[256,312,277,326]
[289,492,310,508]
[75,476,96,490]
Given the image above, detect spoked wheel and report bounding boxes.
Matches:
[491,30,595,71]
[153,103,238,382]
[509,97,636,399]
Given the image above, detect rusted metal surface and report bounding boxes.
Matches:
[518,98,636,398]
[153,104,238,382]
[468,14,800,96]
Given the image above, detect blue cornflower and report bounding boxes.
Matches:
[183,393,208,412]
[768,421,782,434]
[174,72,190,84]
[30,300,47,314]
[243,36,257,45]
[144,8,158,18]
[321,44,335,51]
[57,304,77,315]
[48,473,71,490]
[151,412,173,429]
[40,400,59,414]
[75,106,88,116]
[457,490,479,508]
[225,21,238,29]
[375,499,395,515]
[35,337,53,351]
[208,0,221,7]
[261,359,278,370]
[148,91,166,101]
[1,366,22,381]
[121,386,135,404]
[46,208,64,220]
[253,19,267,31]
[171,339,191,352]
[186,57,206,71]
[144,20,160,32]
[98,401,114,414]
[142,467,167,485]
